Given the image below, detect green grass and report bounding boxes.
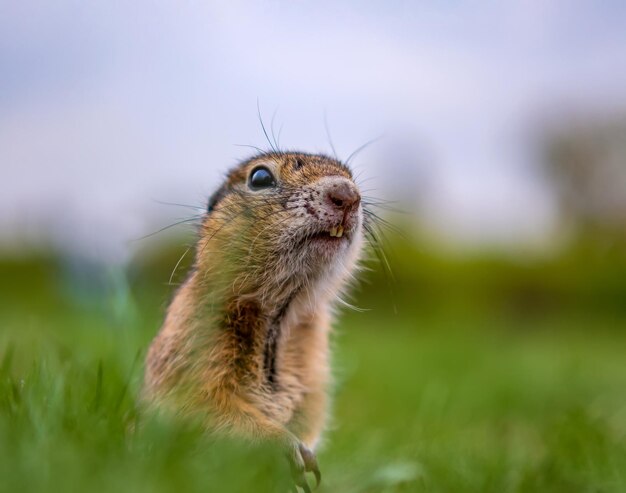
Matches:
[1,259,625,492]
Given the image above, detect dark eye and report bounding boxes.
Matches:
[248,167,276,190]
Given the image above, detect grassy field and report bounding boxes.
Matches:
[1,255,625,492]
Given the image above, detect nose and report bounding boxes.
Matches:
[326,179,361,211]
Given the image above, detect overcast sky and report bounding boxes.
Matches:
[2,1,626,261]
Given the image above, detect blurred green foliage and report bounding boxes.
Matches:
[0,237,625,492]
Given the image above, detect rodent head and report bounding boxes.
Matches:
[197,152,364,303]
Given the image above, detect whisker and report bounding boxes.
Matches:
[257,99,279,154]
[361,195,399,205]
[323,111,339,160]
[355,176,379,187]
[169,247,191,285]
[152,199,205,212]
[336,295,371,312]
[362,220,397,314]
[131,215,203,242]
[363,202,407,215]
[270,107,281,152]
[346,134,385,165]
[277,123,284,149]
[359,187,383,195]
[363,208,408,238]
[234,143,268,154]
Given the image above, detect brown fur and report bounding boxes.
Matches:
[144,152,364,485]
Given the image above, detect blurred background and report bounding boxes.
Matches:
[1,2,625,492]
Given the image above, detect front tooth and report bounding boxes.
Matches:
[337,225,344,237]
[329,227,337,237]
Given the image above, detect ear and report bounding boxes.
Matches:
[207,183,230,213]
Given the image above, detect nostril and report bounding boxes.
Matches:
[327,181,360,210]
[330,197,344,208]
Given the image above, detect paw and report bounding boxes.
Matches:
[287,441,321,492]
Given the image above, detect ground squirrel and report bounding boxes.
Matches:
[144,151,364,491]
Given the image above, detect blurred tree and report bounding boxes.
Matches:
[543,115,626,240]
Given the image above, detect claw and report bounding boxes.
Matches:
[287,441,321,492]
[295,475,311,493]
[298,443,321,488]
[312,467,321,488]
